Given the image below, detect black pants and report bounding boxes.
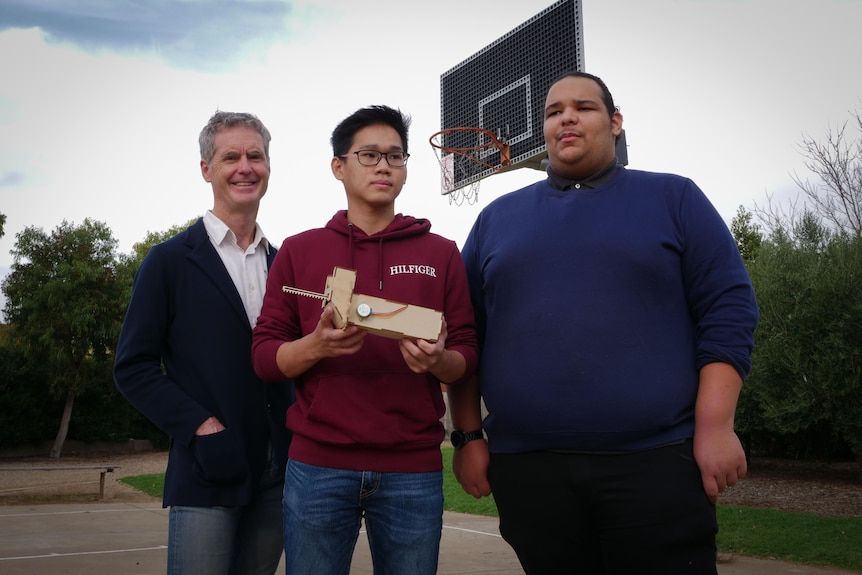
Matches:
[489,441,718,575]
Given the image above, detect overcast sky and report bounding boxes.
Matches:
[2,0,861,316]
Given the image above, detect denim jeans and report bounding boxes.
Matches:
[283,459,443,575]
[167,454,285,575]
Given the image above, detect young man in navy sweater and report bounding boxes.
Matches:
[449,72,759,574]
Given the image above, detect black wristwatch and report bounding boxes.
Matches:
[450,429,484,449]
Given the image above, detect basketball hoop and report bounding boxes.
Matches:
[429,127,511,206]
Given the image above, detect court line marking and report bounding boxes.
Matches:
[1,546,168,561]
[0,506,164,518]
[443,524,503,538]
[0,508,502,562]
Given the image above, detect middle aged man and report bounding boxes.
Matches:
[115,111,293,575]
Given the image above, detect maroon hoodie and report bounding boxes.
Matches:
[253,210,478,472]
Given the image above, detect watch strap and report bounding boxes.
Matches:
[452,428,484,449]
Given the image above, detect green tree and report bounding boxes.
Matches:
[122,217,197,272]
[0,211,6,238]
[731,205,763,265]
[1,219,127,458]
[109,217,197,448]
[111,218,198,318]
[730,206,764,453]
[0,343,55,447]
[743,106,862,478]
[743,215,862,477]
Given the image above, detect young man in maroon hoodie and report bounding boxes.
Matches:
[252,105,478,575]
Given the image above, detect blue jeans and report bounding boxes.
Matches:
[283,459,443,575]
[167,458,284,575]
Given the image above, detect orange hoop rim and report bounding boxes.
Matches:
[429,127,502,152]
[429,127,511,169]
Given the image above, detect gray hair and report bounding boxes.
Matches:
[198,111,272,164]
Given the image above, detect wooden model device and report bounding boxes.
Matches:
[282,267,443,342]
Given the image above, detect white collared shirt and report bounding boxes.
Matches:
[203,210,271,328]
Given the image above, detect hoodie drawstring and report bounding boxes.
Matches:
[377,238,384,291]
[347,223,356,270]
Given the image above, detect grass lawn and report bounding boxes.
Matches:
[121,447,862,571]
[120,473,164,497]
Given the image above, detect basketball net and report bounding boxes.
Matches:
[429,127,511,206]
[436,152,481,205]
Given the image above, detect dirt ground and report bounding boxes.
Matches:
[0,450,168,505]
[0,451,860,517]
[720,456,862,518]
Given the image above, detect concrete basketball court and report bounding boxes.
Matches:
[0,502,855,574]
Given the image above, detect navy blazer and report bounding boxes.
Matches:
[114,218,293,507]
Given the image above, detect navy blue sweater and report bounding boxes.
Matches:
[461,168,758,454]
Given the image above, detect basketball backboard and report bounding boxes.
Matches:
[435,0,584,197]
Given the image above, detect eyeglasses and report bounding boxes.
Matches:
[341,150,409,167]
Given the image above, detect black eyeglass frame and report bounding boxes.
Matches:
[339,150,410,167]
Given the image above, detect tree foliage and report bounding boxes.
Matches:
[122,217,197,273]
[0,343,55,447]
[0,215,201,454]
[735,107,862,478]
[0,216,197,454]
[738,210,862,473]
[1,219,127,457]
[731,206,762,265]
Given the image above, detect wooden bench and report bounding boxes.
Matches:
[0,465,121,499]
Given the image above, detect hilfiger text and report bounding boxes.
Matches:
[389,264,437,277]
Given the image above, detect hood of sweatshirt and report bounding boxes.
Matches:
[324,210,432,290]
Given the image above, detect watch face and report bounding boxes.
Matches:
[450,430,465,448]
